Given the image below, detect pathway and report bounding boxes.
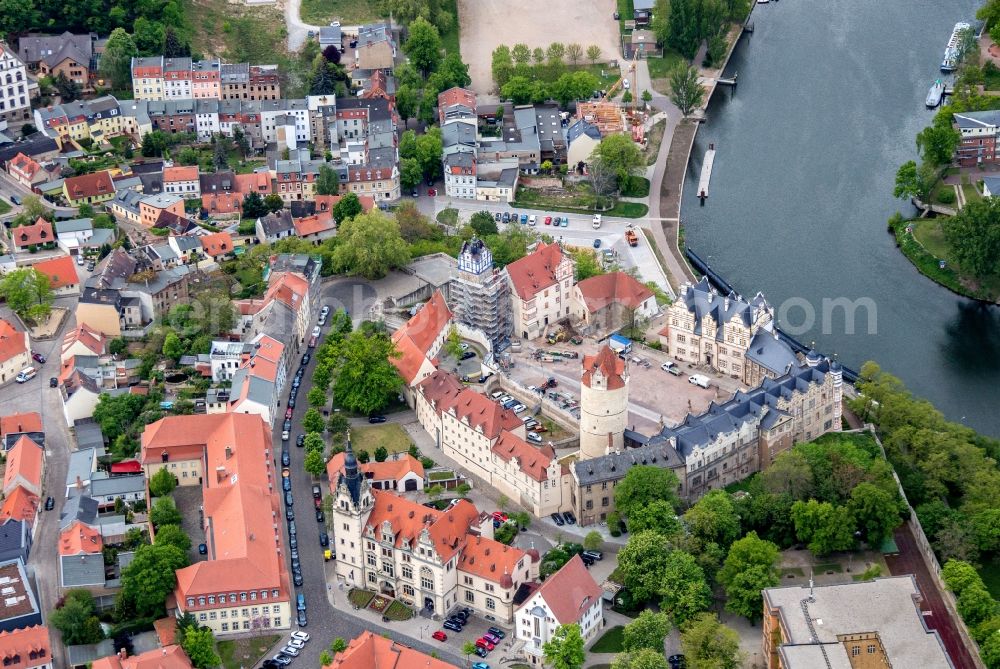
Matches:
[283,0,322,52]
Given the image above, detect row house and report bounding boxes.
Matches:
[191,59,221,99]
[220,63,281,101]
[953,110,1000,167]
[132,57,279,102]
[147,98,196,134]
[163,165,201,199]
[0,43,30,123]
[346,158,399,202]
[34,96,123,142]
[271,159,323,202]
[331,441,539,623]
[260,99,311,147]
[163,57,194,100]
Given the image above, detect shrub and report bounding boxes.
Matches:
[937,188,956,205]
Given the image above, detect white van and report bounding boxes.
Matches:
[688,374,710,389]
[528,215,536,226]
[15,367,36,383]
[592,214,602,229]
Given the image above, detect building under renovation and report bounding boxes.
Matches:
[450,238,511,349]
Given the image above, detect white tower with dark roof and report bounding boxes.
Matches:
[579,346,629,460]
[332,434,374,586]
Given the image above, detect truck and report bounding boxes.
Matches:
[625,226,638,247]
[608,334,632,355]
[688,374,711,389]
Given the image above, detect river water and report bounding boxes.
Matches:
[680,0,1000,436]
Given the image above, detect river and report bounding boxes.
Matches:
[680,0,1000,437]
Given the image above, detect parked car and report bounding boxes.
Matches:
[668,655,686,669]
[49,377,57,388]
[285,407,293,420]
[483,633,501,644]
[283,419,292,431]
[501,212,511,223]
[313,497,323,510]
[285,491,294,506]
[291,631,310,642]
[312,326,321,338]
[297,594,306,610]
[428,188,437,196]
[315,509,325,523]
[512,404,526,413]
[288,520,297,536]
[271,654,292,666]
[443,620,463,632]
[301,353,311,366]
[31,352,45,364]
[460,351,476,360]
[492,511,509,523]
[44,497,54,510]
[475,639,495,651]
[494,212,502,222]
[319,532,329,547]
[296,610,307,626]
[544,216,552,225]
[293,570,303,586]
[280,646,299,657]
[593,238,602,248]
[582,554,595,566]
[285,507,294,521]
[289,534,298,550]
[490,391,504,399]
[562,511,577,524]
[283,478,292,492]
[553,216,561,226]
[368,415,387,423]
[583,550,603,561]
[287,397,297,409]
[474,647,489,658]
[487,627,506,639]
[527,432,543,444]
[282,451,290,467]
[560,217,568,227]
[432,630,448,642]
[288,638,305,650]
[550,512,565,526]
[281,430,290,441]
[528,215,536,226]
[296,434,305,447]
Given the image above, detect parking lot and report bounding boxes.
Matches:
[418,610,518,661]
[506,338,746,434]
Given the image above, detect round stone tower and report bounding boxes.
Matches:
[579,345,629,460]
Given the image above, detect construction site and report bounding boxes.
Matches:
[575,49,648,144]
[450,238,512,348]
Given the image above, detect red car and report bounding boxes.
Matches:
[308,336,318,348]
[285,407,293,419]
[475,638,495,651]
[432,631,447,642]
[492,511,508,523]
[428,188,437,196]
[544,216,552,225]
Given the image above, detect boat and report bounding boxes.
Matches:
[941,22,972,72]
[926,79,945,108]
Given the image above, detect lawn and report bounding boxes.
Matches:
[428,470,456,481]
[979,559,1000,599]
[646,49,687,82]
[591,626,625,653]
[350,424,413,456]
[513,184,649,218]
[217,634,280,669]
[0,200,10,215]
[912,219,951,259]
[578,63,622,92]
[348,588,375,608]
[814,562,843,574]
[621,176,650,197]
[617,0,633,34]
[385,599,414,620]
[439,0,461,55]
[300,0,380,25]
[234,159,267,175]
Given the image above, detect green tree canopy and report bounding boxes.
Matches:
[150,496,182,529]
[791,499,856,556]
[683,490,741,550]
[542,624,585,669]
[658,550,712,627]
[403,17,443,74]
[118,543,188,618]
[50,590,104,645]
[153,524,191,553]
[583,530,604,551]
[149,468,178,497]
[761,450,814,499]
[916,123,961,166]
[330,330,403,415]
[943,196,1000,279]
[317,164,339,196]
[613,465,680,521]
[669,65,705,117]
[618,531,673,602]
[332,210,410,279]
[626,499,682,538]
[893,160,937,201]
[717,532,780,622]
[100,28,138,91]
[470,211,499,237]
[333,192,363,224]
[592,134,645,189]
[611,649,668,669]
[181,626,221,669]
[679,612,744,669]
[304,449,327,477]
[0,268,53,323]
[849,482,903,547]
[622,610,670,652]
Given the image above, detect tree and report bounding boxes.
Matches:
[959,584,997,626]
[323,45,342,64]
[893,160,937,201]
[642,89,653,105]
[501,76,535,104]
[461,641,477,666]
[232,126,250,159]
[435,52,472,89]
[333,192,363,224]
[669,65,705,117]
[162,332,184,362]
[316,165,339,196]
[546,42,567,66]
[153,524,191,553]
[100,28,138,91]
[303,408,325,434]
[241,191,268,219]
[542,624,585,669]
[0,268,53,323]
[618,531,674,602]
[627,499,682,538]
[658,550,712,627]
[304,449,327,477]
[791,499,856,555]
[568,248,604,282]
[566,43,584,65]
[330,330,403,414]
[374,446,388,462]
[614,465,680,521]
[533,47,546,65]
[319,651,333,666]
[149,468,177,497]
[761,450,814,499]
[50,590,104,645]
[132,17,165,56]
[264,193,284,213]
[400,157,423,190]
[849,482,901,547]
[470,211,499,236]
[415,128,444,179]
[679,613,743,669]
[109,337,128,356]
[718,532,780,622]
[943,196,1000,279]
[332,210,410,279]
[331,637,348,653]
[150,496,182,528]
[404,17,443,74]
[623,610,670,652]
[304,433,325,453]
[583,530,603,551]
[916,123,961,166]
[444,325,464,359]
[140,130,169,158]
[622,90,633,104]
[181,626,220,669]
[118,543,188,617]
[164,27,190,58]
[683,490,741,549]
[592,134,645,189]
[612,649,668,669]
[587,45,602,64]
[396,85,418,128]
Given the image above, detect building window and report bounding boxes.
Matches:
[851,646,860,657]
[867,645,876,654]
[368,572,377,583]
[486,598,496,610]
[465,591,475,603]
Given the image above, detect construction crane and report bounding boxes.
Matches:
[605,49,639,102]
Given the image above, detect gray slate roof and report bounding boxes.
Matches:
[572,441,684,486]
[745,329,801,376]
[90,474,146,498]
[66,449,98,492]
[567,119,602,144]
[73,421,105,450]
[59,493,98,530]
[55,218,94,234]
[679,276,769,339]
[257,210,294,237]
[60,553,105,587]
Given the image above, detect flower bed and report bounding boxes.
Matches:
[384,600,413,621]
[368,595,390,613]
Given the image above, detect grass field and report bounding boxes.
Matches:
[646,49,686,81]
[591,626,625,653]
[217,635,280,669]
[351,424,413,456]
[0,200,11,215]
[300,0,380,25]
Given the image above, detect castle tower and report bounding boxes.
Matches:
[332,433,374,586]
[579,346,629,460]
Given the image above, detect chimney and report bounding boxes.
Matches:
[119,648,128,660]
[75,476,83,490]
[225,446,232,459]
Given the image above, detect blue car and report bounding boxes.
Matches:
[593,238,602,248]
[473,663,490,669]
[520,214,528,224]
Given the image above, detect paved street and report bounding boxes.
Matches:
[0,300,80,669]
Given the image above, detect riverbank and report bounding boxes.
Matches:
[888,212,1000,303]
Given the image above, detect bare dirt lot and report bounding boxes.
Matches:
[458,0,623,95]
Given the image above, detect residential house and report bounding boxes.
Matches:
[199,231,234,259]
[444,152,476,199]
[55,218,114,257]
[0,414,41,440]
[58,516,104,588]
[107,190,143,225]
[438,88,477,126]
[62,171,114,206]
[163,165,201,199]
[319,24,343,49]
[75,287,123,337]
[30,255,80,296]
[953,110,1000,166]
[2,436,43,498]
[572,272,657,335]
[354,23,396,71]
[0,136,58,169]
[505,242,575,340]
[515,555,603,664]
[130,56,164,101]
[326,453,425,493]
[566,120,601,168]
[331,445,538,622]
[199,171,240,217]
[292,213,335,243]
[0,521,32,571]
[10,219,54,252]
[762,577,954,668]
[0,626,51,669]
[220,63,281,101]
[141,414,293,635]
[61,370,102,428]
[0,490,39,526]
[90,474,146,511]
[271,158,322,202]
[627,30,662,58]
[133,57,279,102]
[0,44,30,123]
[322,631,458,669]
[61,323,107,363]
[390,290,453,391]
[0,320,30,385]
[18,31,103,91]
[475,162,518,202]
[632,0,654,24]
[255,210,295,244]
[224,334,286,427]
[91,645,193,669]
[138,193,185,228]
[0,560,43,632]
[6,153,45,189]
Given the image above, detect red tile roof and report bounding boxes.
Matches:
[3,436,43,495]
[201,192,242,215]
[0,319,27,365]
[418,371,522,440]
[581,346,626,390]
[111,460,143,474]
[314,194,376,217]
[64,170,114,200]
[491,430,555,482]
[390,291,452,383]
[199,231,234,257]
[0,412,41,436]
[59,519,103,555]
[363,490,479,562]
[0,625,52,669]
[327,453,425,489]
[62,322,108,357]
[575,271,654,312]
[32,254,78,290]
[528,555,602,625]
[8,153,42,180]
[293,213,335,237]
[458,534,527,586]
[92,645,194,669]
[506,242,568,300]
[235,172,270,194]
[437,87,476,122]
[11,218,53,248]
[263,272,309,313]
[323,631,458,669]
[163,165,199,182]
[0,486,38,524]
